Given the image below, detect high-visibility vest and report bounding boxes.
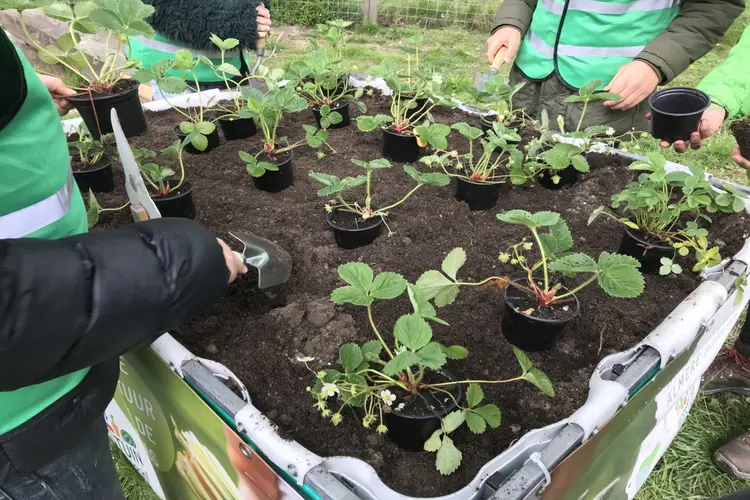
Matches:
[0,30,89,435]
[129,33,248,83]
[514,0,680,89]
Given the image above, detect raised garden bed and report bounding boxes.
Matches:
[90,95,750,497]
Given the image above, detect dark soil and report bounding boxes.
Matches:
[71,154,110,173]
[731,118,750,160]
[505,284,578,322]
[258,149,293,166]
[392,371,460,418]
[69,78,139,100]
[91,95,750,497]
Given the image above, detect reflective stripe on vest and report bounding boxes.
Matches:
[0,168,74,239]
[515,0,680,89]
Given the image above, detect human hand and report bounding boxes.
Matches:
[733,147,750,169]
[38,75,76,115]
[603,60,660,110]
[649,105,726,152]
[486,26,522,65]
[217,238,247,284]
[256,4,272,38]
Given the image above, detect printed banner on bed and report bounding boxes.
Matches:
[105,349,305,500]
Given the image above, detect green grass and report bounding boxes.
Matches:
[111,442,160,500]
[636,396,750,500]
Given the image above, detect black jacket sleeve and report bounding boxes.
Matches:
[143,0,266,50]
[0,218,229,391]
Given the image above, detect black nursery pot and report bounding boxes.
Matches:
[538,164,579,190]
[311,101,351,130]
[455,177,502,211]
[153,182,196,219]
[326,209,383,249]
[71,153,114,193]
[385,373,463,452]
[618,228,674,274]
[502,279,581,352]
[382,127,420,163]
[174,125,220,154]
[648,87,710,143]
[253,151,294,193]
[69,79,146,139]
[219,117,256,140]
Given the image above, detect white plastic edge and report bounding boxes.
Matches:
[234,404,323,485]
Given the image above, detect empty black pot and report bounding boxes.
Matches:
[69,79,146,139]
[72,153,115,193]
[174,125,220,154]
[311,101,351,130]
[649,87,710,143]
[382,127,420,163]
[253,151,294,192]
[153,182,196,219]
[326,209,383,249]
[618,228,674,274]
[219,117,256,140]
[385,373,462,452]
[455,177,502,211]
[502,279,580,352]
[538,165,579,190]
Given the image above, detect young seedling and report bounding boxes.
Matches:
[86,189,129,228]
[135,50,219,152]
[311,19,353,62]
[309,158,449,225]
[299,262,554,475]
[71,130,113,168]
[420,122,525,184]
[463,74,526,127]
[589,152,747,272]
[416,212,644,314]
[135,141,188,197]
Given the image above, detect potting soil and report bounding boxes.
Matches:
[93,96,750,497]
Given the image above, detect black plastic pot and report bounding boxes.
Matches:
[502,279,580,352]
[385,372,463,452]
[648,87,710,143]
[311,101,351,130]
[455,177,502,211]
[253,151,294,193]
[617,228,674,274]
[326,209,383,249]
[219,117,256,140]
[69,79,146,139]
[72,153,114,193]
[153,182,195,219]
[538,165,579,190]
[382,127,420,163]
[174,125,220,154]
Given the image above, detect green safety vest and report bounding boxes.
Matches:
[0,33,89,436]
[514,0,680,89]
[129,33,248,84]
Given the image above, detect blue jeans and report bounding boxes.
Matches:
[0,421,125,500]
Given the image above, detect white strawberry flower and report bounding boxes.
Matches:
[296,355,315,363]
[321,383,339,398]
[380,390,397,406]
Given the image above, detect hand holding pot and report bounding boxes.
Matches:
[651,105,726,152]
[486,26,522,65]
[256,4,272,38]
[733,147,750,169]
[603,60,660,110]
[217,238,248,283]
[38,75,76,115]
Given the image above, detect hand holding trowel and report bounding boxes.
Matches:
[473,46,508,92]
[110,108,292,289]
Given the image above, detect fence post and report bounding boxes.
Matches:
[363,0,378,24]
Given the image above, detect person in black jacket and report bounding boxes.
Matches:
[0,219,247,499]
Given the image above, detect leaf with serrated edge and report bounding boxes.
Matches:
[370,272,407,299]
[596,252,644,298]
[549,253,598,274]
[361,340,382,361]
[394,314,432,351]
[539,219,573,255]
[417,342,447,369]
[383,351,422,376]
[436,435,462,475]
[473,404,502,427]
[424,430,443,452]
[441,345,468,359]
[337,262,373,291]
[465,411,486,434]
[441,410,466,433]
[524,368,555,397]
[441,248,466,280]
[466,383,484,407]
[339,343,363,372]
[330,285,373,306]
[416,270,458,307]
[513,347,533,374]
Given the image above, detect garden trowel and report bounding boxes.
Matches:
[229,230,292,289]
[473,46,508,92]
[110,109,292,289]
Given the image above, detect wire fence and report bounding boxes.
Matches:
[271,0,503,30]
